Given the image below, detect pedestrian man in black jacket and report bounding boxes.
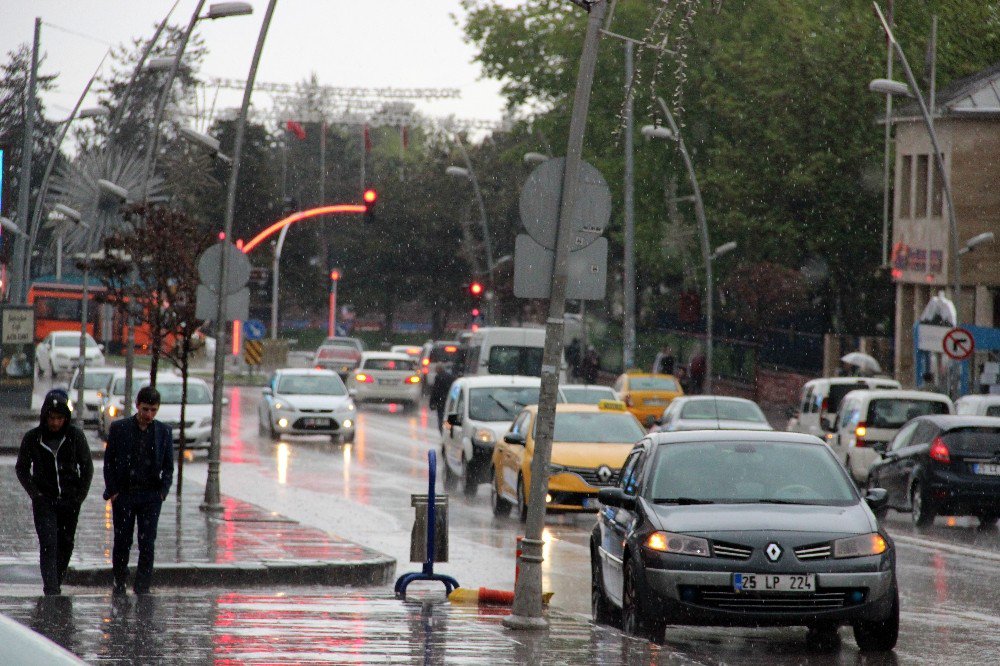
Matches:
[16,389,94,595]
[430,363,457,433]
[103,385,174,595]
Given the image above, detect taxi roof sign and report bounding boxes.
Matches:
[598,399,627,412]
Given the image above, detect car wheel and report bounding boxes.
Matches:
[911,482,935,527]
[341,431,355,444]
[853,587,899,652]
[268,419,280,442]
[462,455,478,499]
[516,475,529,523]
[622,556,664,642]
[591,541,620,627]
[490,478,512,518]
[442,448,459,491]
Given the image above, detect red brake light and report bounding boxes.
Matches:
[406,375,421,384]
[821,397,829,413]
[853,422,869,447]
[929,436,951,464]
[422,358,430,366]
[355,373,374,384]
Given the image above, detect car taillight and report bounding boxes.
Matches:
[422,358,430,366]
[929,436,951,464]
[355,373,374,384]
[421,367,429,375]
[853,422,869,447]
[314,365,323,370]
[406,375,421,384]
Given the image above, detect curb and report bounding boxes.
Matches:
[62,557,397,588]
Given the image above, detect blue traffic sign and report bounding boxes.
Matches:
[243,319,266,341]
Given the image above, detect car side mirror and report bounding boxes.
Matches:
[597,487,636,510]
[503,432,525,446]
[262,388,272,396]
[447,413,462,427]
[864,487,888,512]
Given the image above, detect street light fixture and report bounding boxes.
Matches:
[205,2,254,19]
[958,231,995,256]
[640,125,674,140]
[446,140,496,324]
[47,204,87,282]
[445,166,469,179]
[179,127,233,163]
[710,241,737,261]
[523,152,549,165]
[0,216,29,239]
[868,78,912,98]
[146,56,177,72]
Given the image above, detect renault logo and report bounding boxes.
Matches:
[766,543,783,562]
[596,466,613,483]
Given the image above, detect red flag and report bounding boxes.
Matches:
[401,125,409,151]
[363,124,371,153]
[285,120,306,140]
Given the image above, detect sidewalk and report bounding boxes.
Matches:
[0,463,395,589]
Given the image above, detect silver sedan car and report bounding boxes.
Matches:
[258,369,356,443]
[654,396,773,432]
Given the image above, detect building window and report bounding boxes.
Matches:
[931,153,944,217]
[899,154,912,218]
[915,154,929,217]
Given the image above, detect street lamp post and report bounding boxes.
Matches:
[204,0,279,513]
[447,141,496,323]
[642,96,715,394]
[869,2,961,318]
[11,17,41,305]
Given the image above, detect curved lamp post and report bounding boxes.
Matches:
[958,232,995,257]
[869,2,961,318]
[446,144,496,324]
[642,96,715,394]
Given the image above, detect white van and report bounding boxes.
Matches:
[827,389,953,484]
[955,395,1000,417]
[787,376,901,437]
[462,327,566,381]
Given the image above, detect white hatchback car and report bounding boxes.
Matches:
[259,369,356,443]
[348,352,422,409]
[68,366,123,424]
[36,330,105,377]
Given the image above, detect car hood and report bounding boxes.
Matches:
[672,419,773,431]
[276,394,352,410]
[646,501,874,535]
[550,442,634,468]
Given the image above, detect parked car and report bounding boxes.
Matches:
[613,371,684,427]
[492,401,646,520]
[35,330,105,377]
[826,389,954,484]
[347,352,422,409]
[955,394,1000,417]
[655,396,772,432]
[312,337,365,379]
[418,340,463,392]
[258,368,356,443]
[68,366,123,424]
[787,377,901,438]
[591,430,897,651]
[867,415,1000,527]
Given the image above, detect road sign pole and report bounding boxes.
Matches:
[504,0,606,631]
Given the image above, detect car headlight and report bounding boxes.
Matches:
[473,428,495,446]
[833,533,888,558]
[108,405,119,417]
[644,531,710,557]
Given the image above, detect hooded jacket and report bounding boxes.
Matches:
[15,394,94,503]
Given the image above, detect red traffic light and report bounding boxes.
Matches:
[471,308,480,317]
[469,282,484,297]
[363,188,377,205]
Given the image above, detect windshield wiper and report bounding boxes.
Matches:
[653,497,715,505]
[755,498,811,505]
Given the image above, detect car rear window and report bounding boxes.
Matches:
[647,441,856,505]
[429,344,461,362]
[317,345,360,359]
[680,399,766,423]
[826,382,869,413]
[867,399,950,428]
[487,346,543,377]
[630,377,678,391]
[364,358,417,371]
[942,427,1000,454]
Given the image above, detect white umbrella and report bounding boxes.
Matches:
[841,352,881,375]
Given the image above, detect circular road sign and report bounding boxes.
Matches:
[942,327,975,361]
[197,241,252,296]
[519,157,611,251]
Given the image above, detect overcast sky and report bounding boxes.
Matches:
[2,1,519,128]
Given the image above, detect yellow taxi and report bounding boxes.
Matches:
[490,400,646,521]
[613,371,684,426]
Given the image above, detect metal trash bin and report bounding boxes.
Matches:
[410,493,449,563]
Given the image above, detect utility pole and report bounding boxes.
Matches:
[11,17,40,304]
[503,0,607,630]
[623,38,636,371]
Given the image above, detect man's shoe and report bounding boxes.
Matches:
[112,583,127,596]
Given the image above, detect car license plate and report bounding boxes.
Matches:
[733,573,815,592]
[378,378,397,385]
[973,463,1000,476]
[582,497,600,509]
[303,418,331,427]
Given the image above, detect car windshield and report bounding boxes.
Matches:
[867,399,950,428]
[680,398,767,423]
[543,412,645,443]
[74,371,116,390]
[54,335,98,348]
[647,441,856,505]
[630,377,678,391]
[561,387,615,404]
[363,358,417,371]
[156,383,211,405]
[469,386,541,421]
[276,375,347,396]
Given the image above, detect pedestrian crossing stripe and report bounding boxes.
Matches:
[245,340,263,365]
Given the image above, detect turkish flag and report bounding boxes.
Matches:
[285,120,306,140]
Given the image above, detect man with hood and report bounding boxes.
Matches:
[16,389,94,595]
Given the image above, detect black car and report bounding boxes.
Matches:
[591,431,898,651]
[867,415,1000,527]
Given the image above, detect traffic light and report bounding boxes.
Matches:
[468,281,484,326]
[363,188,377,223]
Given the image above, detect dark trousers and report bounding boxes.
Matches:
[111,491,163,593]
[31,497,81,594]
[436,405,445,433]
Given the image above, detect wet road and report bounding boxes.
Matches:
[183,385,1000,663]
